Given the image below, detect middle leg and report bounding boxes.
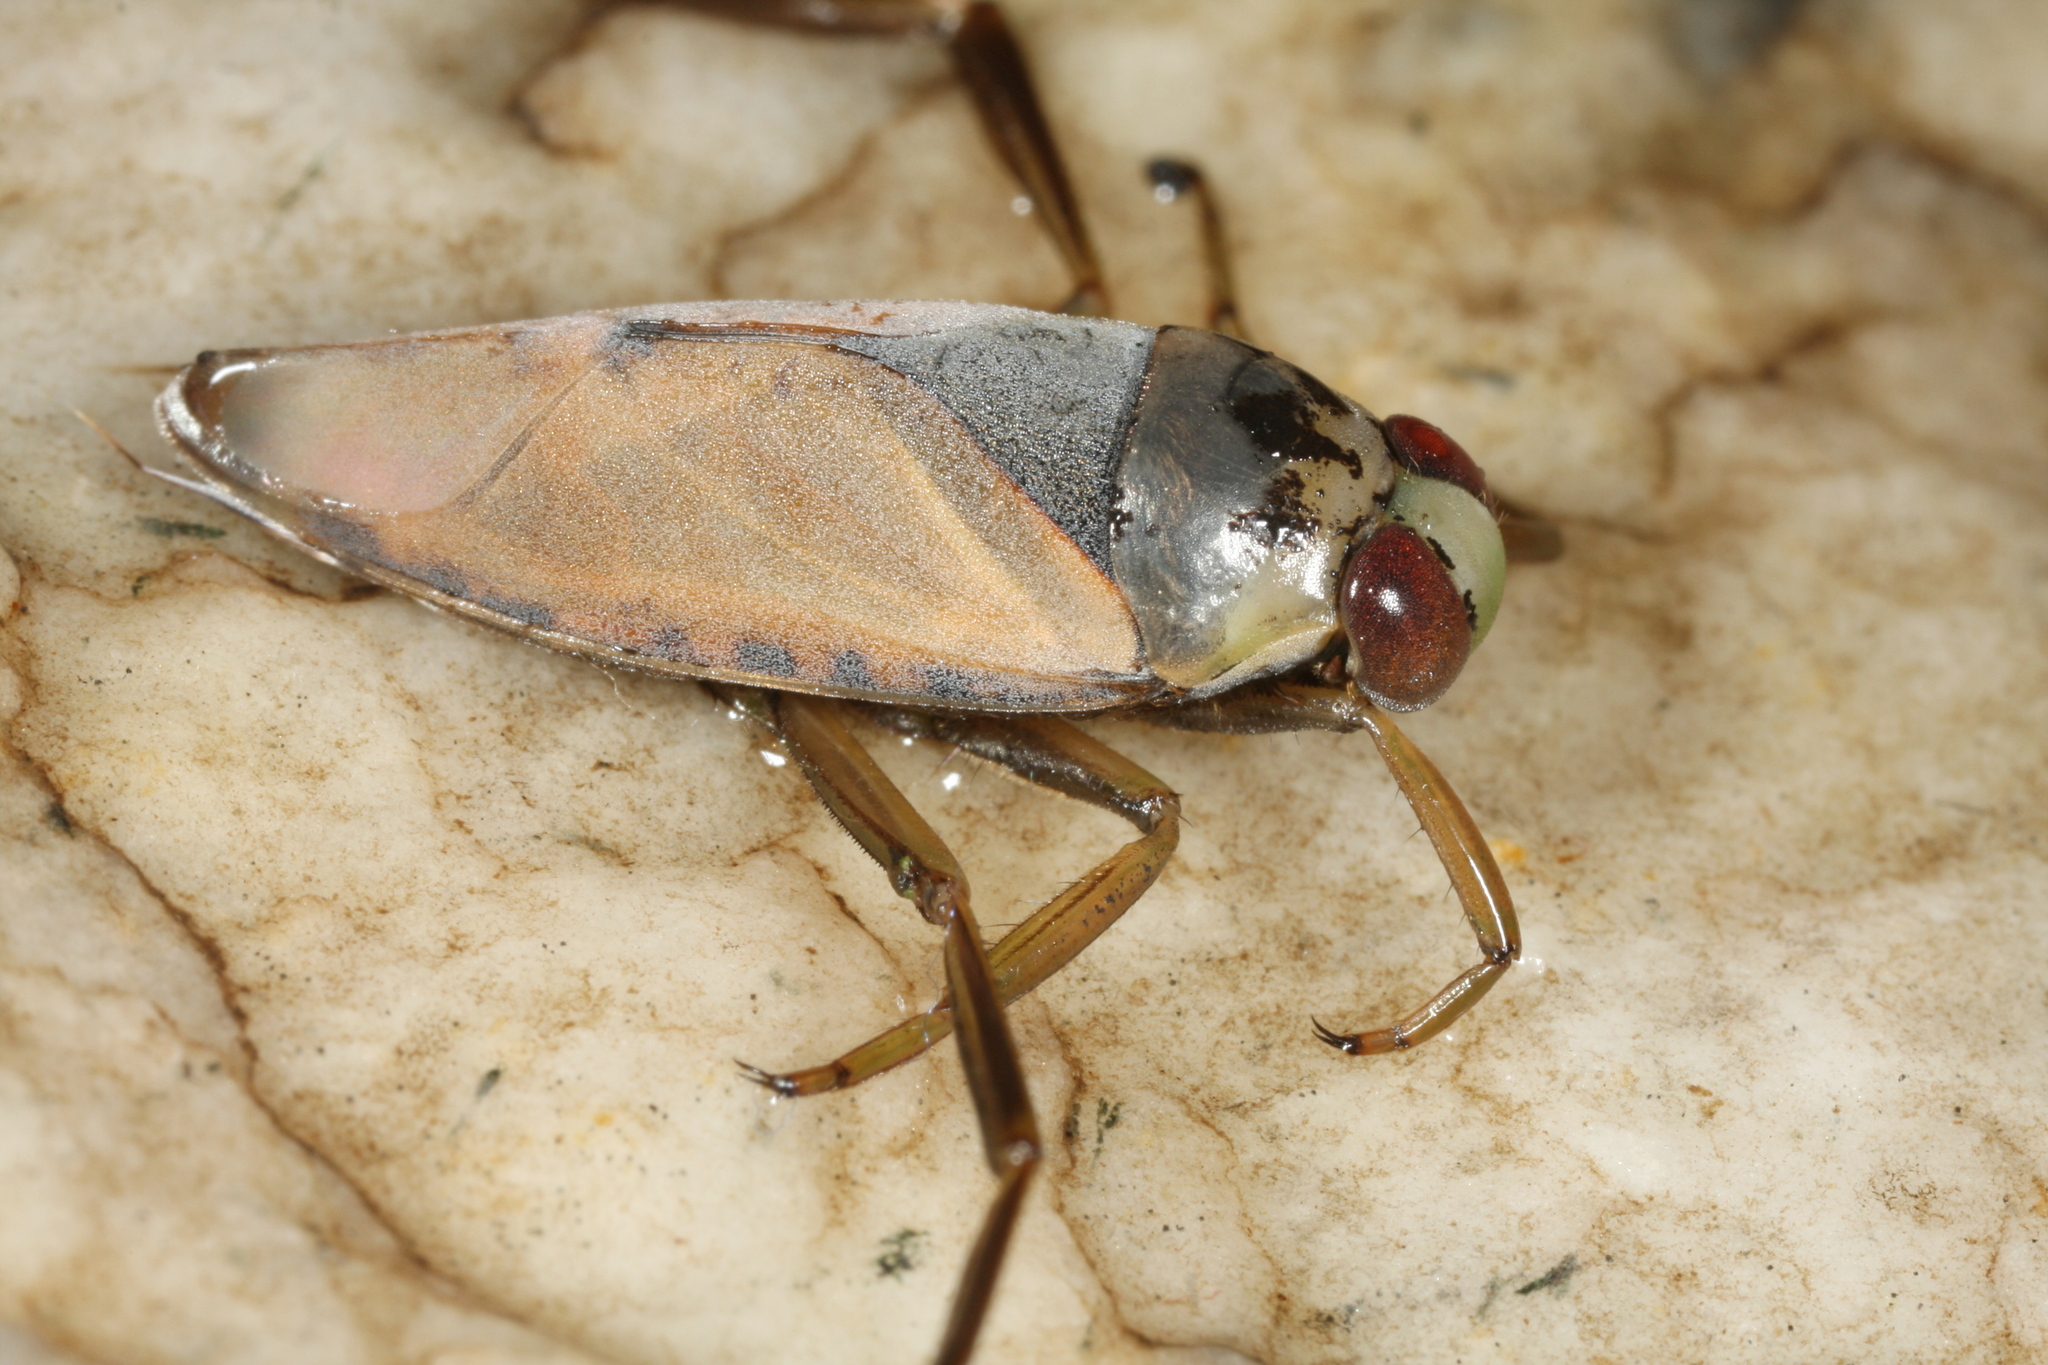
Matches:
[749,707,1180,1097]
[727,687,1036,1365]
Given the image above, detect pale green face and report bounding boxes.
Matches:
[1383,466,1507,648]
[1337,413,1508,712]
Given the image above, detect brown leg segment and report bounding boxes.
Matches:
[1130,681,1520,1053]
[725,689,1035,1365]
[944,2,1109,315]
[1314,703,1520,1052]
[752,708,1180,1097]
[1494,493,1567,564]
[666,0,1109,315]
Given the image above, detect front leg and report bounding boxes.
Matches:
[1136,681,1522,1053]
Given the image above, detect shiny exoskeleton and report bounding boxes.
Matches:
[158,301,1504,718]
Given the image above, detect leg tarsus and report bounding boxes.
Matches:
[1123,682,1523,1058]
[1310,1018,1366,1055]
[736,1057,843,1097]
[1312,957,1511,1055]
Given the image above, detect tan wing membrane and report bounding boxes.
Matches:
[158,309,1151,709]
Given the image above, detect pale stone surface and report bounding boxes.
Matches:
[3,3,2045,1364]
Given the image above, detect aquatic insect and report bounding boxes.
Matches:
[135,4,1546,1362]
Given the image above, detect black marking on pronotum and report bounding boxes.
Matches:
[1228,388,1350,469]
[1284,359,1351,417]
[735,641,798,678]
[1426,534,1457,572]
[1463,588,1478,630]
[1225,506,1319,548]
[1228,468,1322,549]
[1218,349,1367,478]
[830,650,877,691]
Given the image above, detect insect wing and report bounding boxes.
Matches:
[157,307,1154,710]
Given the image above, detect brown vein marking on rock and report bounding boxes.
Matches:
[1877,123,2048,240]
[1175,1091,1291,1355]
[1056,1057,1287,1358]
[1646,138,2048,507]
[2,637,252,1074]
[726,835,946,1242]
[18,794,616,1363]
[760,842,922,1006]
[151,543,379,605]
[705,75,958,300]
[1648,304,1888,501]
[1,561,624,1361]
[504,3,632,159]
[1965,1103,2048,1231]
[12,715,416,1216]
[1033,1020,1157,1362]
[1444,994,1543,1132]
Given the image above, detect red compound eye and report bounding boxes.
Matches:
[1384,414,1490,506]
[1341,523,1472,711]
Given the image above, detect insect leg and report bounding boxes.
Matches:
[1306,703,1521,1051]
[733,689,1037,1365]
[1494,494,1566,563]
[668,0,1108,314]
[749,711,1179,1096]
[1132,683,1521,1053]
[1145,157,1244,340]
[943,3,1108,315]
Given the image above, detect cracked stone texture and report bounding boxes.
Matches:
[3,2,2046,1363]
